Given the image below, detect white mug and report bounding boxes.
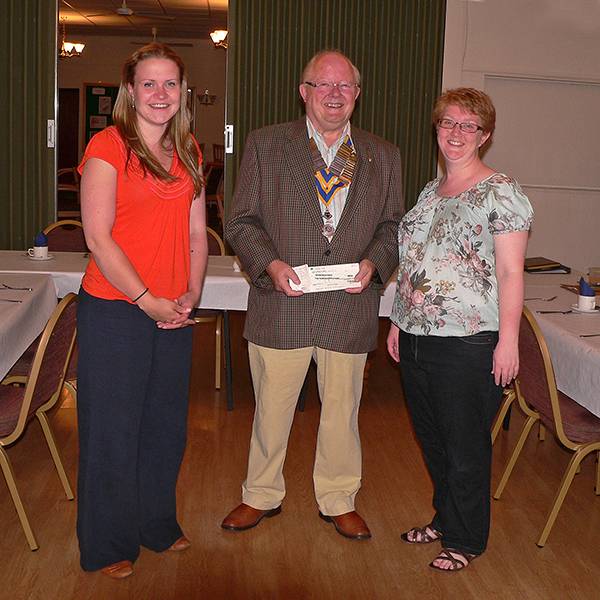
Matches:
[27,246,48,259]
[577,294,596,311]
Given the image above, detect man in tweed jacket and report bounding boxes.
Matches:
[222,50,403,539]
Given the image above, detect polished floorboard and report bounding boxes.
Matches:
[1,314,598,599]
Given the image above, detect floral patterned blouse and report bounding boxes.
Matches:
[390,173,533,337]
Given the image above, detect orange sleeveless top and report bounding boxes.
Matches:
[78,126,201,303]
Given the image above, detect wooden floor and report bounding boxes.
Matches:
[1,314,599,600]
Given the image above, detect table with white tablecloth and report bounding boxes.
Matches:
[0,250,398,409]
[0,251,397,314]
[524,272,600,417]
[0,251,253,409]
[11,253,595,416]
[0,250,89,298]
[0,273,58,380]
[0,251,252,310]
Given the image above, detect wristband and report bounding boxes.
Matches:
[132,287,149,303]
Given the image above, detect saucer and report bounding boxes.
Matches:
[571,304,599,314]
[27,254,54,261]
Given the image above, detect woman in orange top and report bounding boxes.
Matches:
[76,44,207,579]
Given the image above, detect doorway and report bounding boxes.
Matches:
[58,88,79,169]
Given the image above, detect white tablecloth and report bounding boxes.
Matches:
[0,273,58,380]
[0,251,397,315]
[204,256,397,315]
[0,251,249,309]
[3,252,595,414]
[524,272,600,417]
[0,251,89,298]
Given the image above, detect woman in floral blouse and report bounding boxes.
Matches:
[387,88,533,572]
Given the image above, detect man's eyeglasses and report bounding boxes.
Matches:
[303,81,360,93]
[437,118,483,134]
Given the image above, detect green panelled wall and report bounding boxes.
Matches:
[0,0,56,249]
[225,0,446,212]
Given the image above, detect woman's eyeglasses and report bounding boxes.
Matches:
[437,118,483,134]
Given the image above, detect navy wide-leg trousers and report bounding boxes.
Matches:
[76,288,193,571]
[399,330,503,556]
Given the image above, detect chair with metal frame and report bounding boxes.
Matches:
[215,193,225,228]
[57,167,81,219]
[0,293,78,550]
[36,219,86,402]
[212,143,225,163]
[204,162,224,212]
[43,219,88,253]
[492,306,600,547]
[491,387,516,444]
[193,227,225,389]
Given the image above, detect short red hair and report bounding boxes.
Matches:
[432,88,496,134]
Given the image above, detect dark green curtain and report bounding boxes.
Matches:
[0,0,56,249]
[225,0,446,212]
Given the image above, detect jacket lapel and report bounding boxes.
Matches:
[285,120,324,232]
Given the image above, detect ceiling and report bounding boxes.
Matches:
[59,0,228,40]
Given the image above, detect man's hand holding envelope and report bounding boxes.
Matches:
[288,259,376,293]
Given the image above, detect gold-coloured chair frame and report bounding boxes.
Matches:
[43,219,83,235]
[57,168,81,219]
[491,387,516,444]
[41,220,83,403]
[493,306,600,547]
[193,227,225,389]
[0,293,78,550]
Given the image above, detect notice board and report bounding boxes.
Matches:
[84,83,119,146]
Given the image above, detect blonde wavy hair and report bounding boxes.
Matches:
[113,43,203,194]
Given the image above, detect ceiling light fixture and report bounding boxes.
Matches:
[59,20,85,58]
[210,29,228,49]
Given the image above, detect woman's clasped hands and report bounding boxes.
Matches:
[137,290,199,328]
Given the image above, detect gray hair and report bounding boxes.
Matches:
[301,50,361,85]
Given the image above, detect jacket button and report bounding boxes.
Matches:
[324,249,331,256]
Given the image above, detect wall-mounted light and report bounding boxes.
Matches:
[210,29,228,49]
[59,20,85,58]
[197,89,217,106]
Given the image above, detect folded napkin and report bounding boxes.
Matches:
[34,231,48,247]
[579,277,595,297]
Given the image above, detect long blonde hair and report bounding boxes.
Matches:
[113,43,203,194]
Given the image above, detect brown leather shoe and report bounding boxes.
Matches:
[319,510,372,540]
[169,536,191,552]
[100,560,133,579]
[221,503,282,531]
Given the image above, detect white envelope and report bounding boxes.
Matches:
[289,263,361,293]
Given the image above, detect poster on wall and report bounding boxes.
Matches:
[84,83,119,146]
[98,96,112,115]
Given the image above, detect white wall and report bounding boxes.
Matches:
[58,35,226,163]
[442,0,600,272]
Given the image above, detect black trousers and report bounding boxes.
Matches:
[76,288,193,571]
[399,330,502,556]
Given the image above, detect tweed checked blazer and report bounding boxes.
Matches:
[225,119,404,354]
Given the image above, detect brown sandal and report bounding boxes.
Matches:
[400,524,442,544]
[429,548,477,572]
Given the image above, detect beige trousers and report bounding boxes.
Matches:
[242,342,367,516]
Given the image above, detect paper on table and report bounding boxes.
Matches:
[289,263,361,293]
